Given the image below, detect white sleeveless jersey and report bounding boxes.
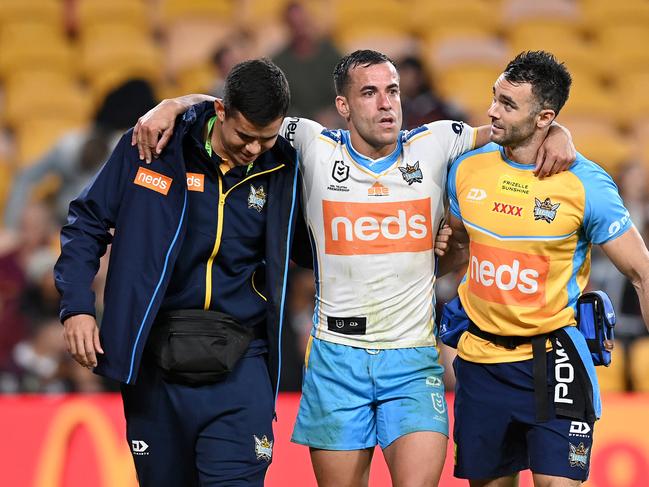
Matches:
[282,117,476,348]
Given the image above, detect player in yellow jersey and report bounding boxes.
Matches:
[447,51,649,486]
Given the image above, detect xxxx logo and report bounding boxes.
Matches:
[492,202,523,217]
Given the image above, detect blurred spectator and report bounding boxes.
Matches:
[272,2,342,126]
[590,161,649,389]
[397,56,468,130]
[0,202,57,371]
[0,317,68,393]
[209,31,255,98]
[20,248,60,323]
[4,79,158,228]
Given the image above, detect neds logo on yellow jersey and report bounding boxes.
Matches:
[468,242,549,307]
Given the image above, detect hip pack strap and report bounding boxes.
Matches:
[467,322,532,350]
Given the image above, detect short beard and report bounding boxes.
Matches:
[498,113,538,148]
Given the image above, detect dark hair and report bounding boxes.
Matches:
[503,51,572,115]
[223,58,290,125]
[333,50,396,96]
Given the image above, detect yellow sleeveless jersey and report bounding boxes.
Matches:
[448,143,631,363]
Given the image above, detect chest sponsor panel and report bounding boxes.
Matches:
[468,241,549,308]
[322,198,433,255]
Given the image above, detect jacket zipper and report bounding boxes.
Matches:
[203,164,286,310]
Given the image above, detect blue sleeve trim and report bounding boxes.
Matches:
[274,156,300,406]
[126,189,188,384]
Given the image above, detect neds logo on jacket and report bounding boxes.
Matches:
[134,167,172,195]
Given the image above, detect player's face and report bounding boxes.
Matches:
[487,74,539,147]
[214,102,282,166]
[336,62,402,155]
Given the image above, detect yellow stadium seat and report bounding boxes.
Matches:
[13,118,87,167]
[423,36,510,71]
[337,34,419,61]
[501,0,582,23]
[174,62,218,97]
[558,117,633,174]
[78,26,163,96]
[559,76,619,123]
[410,0,497,39]
[612,71,649,128]
[159,0,234,23]
[596,347,626,392]
[4,76,91,129]
[507,21,588,57]
[0,160,16,216]
[77,0,150,32]
[434,65,502,125]
[0,0,62,24]
[331,0,410,47]
[628,337,649,392]
[583,1,649,30]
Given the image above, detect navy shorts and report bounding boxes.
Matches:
[121,340,274,487]
[453,355,594,481]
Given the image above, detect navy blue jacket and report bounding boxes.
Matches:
[55,103,301,401]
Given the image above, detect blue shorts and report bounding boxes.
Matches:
[453,355,595,481]
[291,337,448,450]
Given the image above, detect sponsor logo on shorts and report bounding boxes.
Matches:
[368,181,390,197]
[569,421,591,438]
[569,442,590,469]
[431,392,446,414]
[426,376,443,388]
[466,188,487,202]
[492,201,523,217]
[248,185,267,212]
[134,167,172,195]
[131,440,149,456]
[322,198,432,255]
[254,435,273,462]
[498,175,531,198]
[468,242,549,307]
[398,161,423,185]
[534,197,560,223]
[326,316,367,335]
[186,172,205,192]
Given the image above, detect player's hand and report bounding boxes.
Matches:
[131,99,182,164]
[534,122,576,178]
[435,224,453,257]
[63,314,104,368]
[604,339,615,351]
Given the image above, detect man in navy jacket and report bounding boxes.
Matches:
[55,59,302,486]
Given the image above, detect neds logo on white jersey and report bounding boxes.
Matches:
[322,198,433,255]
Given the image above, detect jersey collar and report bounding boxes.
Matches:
[341,130,403,174]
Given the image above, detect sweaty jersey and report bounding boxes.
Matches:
[282,117,476,348]
[448,143,632,363]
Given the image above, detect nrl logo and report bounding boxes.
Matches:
[254,435,273,462]
[533,197,560,223]
[248,185,267,212]
[569,442,590,469]
[398,161,423,185]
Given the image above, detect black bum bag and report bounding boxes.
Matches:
[147,309,260,385]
